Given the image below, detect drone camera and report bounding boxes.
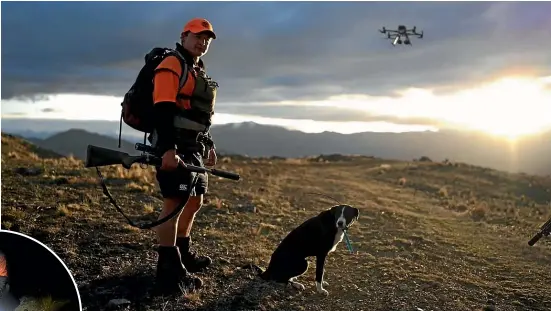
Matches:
[382,25,423,46]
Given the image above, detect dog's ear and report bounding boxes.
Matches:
[354,207,360,220]
[329,205,339,214]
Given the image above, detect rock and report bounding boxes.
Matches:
[14,167,43,176]
[53,177,70,185]
[106,298,131,310]
[235,203,257,213]
[418,156,432,162]
[482,298,497,310]
[221,157,232,163]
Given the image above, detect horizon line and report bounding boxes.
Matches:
[1,116,440,135]
[3,117,551,141]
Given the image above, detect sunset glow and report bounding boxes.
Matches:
[3,75,551,138]
[276,75,551,139]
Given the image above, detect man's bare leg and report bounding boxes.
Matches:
[154,196,203,294]
[176,195,203,237]
[175,195,212,272]
[156,197,187,246]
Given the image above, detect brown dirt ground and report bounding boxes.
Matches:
[2,133,551,311]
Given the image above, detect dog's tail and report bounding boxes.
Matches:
[241,263,266,277]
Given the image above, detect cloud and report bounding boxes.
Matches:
[217,103,445,127]
[2,1,551,106]
[41,108,58,113]
[1,112,27,117]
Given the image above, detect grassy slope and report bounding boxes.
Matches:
[2,133,551,311]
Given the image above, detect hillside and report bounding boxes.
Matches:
[28,129,140,160]
[3,118,551,176]
[24,129,231,161]
[1,133,65,161]
[209,123,551,176]
[2,133,551,311]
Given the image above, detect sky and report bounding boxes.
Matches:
[2,1,551,138]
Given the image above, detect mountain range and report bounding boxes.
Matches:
[2,118,550,176]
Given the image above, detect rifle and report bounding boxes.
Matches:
[86,143,241,181]
[528,217,551,246]
[85,143,241,229]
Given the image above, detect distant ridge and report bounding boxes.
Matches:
[28,129,139,160]
[3,119,551,175]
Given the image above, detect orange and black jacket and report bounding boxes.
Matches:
[0,254,6,278]
[152,43,207,153]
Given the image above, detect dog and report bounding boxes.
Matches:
[247,204,359,295]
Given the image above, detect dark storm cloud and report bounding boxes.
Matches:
[2,1,551,107]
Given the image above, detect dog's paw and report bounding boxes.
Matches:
[322,281,329,287]
[289,281,305,291]
[318,288,329,296]
[316,282,329,296]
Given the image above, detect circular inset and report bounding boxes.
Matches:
[0,230,82,311]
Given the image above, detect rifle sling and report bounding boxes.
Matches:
[95,167,197,230]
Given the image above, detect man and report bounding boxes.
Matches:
[150,17,219,294]
[0,250,19,310]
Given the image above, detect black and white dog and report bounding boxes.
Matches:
[248,204,359,295]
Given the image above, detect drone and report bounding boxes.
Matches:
[379,25,424,46]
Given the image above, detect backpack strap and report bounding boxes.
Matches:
[173,50,189,93]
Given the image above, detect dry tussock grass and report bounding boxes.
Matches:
[16,296,69,311]
[468,202,489,221]
[143,203,155,214]
[112,165,156,181]
[43,155,83,168]
[438,187,448,198]
[284,158,307,165]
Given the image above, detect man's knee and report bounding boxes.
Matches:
[186,195,203,213]
[159,197,187,221]
[164,196,187,210]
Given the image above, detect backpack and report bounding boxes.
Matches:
[118,47,188,148]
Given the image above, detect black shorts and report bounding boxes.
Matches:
[155,152,208,199]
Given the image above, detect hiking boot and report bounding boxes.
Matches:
[176,236,212,273]
[155,246,203,295]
